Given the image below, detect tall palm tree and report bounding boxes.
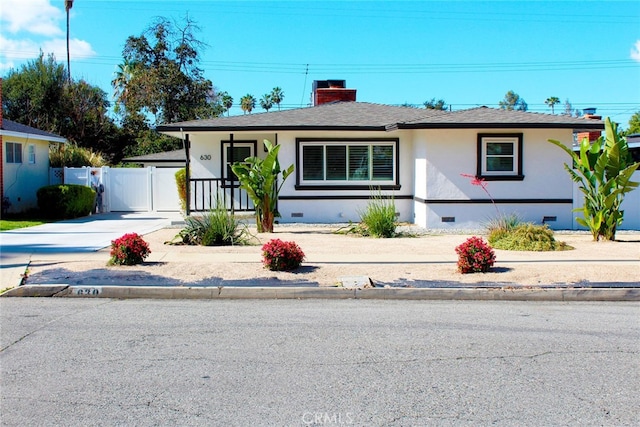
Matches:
[220,91,233,116]
[65,0,74,83]
[111,59,137,112]
[240,94,256,114]
[260,94,273,112]
[270,87,284,111]
[545,96,560,114]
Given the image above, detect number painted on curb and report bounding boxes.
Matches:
[73,287,102,296]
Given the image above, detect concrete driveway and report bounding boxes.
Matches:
[0,212,181,287]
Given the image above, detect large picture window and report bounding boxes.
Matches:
[297,139,398,188]
[477,133,523,180]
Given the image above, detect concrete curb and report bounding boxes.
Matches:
[2,285,639,301]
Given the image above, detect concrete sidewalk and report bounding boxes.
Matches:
[0,212,181,289]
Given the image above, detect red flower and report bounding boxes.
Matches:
[455,236,495,273]
[109,233,151,266]
[261,239,305,271]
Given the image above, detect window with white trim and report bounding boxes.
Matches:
[28,144,36,164]
[298,139,397,186]
[477,133,523,179]
[5,142,22,164]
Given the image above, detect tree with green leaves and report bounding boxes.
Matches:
[240,94,256,114]
[423,98,447,110]
[115,16,221,125]
[260,94,273,112]
[499,90,527,111]
[231,140,294,233]
[2,52,66,132]
[545,96,560,114]
[270,87,284,111]
[548,118,639,241]
[624,111,640,135]
[2,52,122,161]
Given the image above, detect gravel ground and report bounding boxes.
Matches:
[24,224,640,288]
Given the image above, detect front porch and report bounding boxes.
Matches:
[187,177,253,214]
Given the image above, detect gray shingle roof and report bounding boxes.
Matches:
[394,106,605,130]
[1,119,66,141]
[156,102,604,133]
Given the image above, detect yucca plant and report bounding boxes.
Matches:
[549,118,639,241]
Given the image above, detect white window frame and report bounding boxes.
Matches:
[298,140,397,186]
[28,144,36,164]
[477,133,523,179]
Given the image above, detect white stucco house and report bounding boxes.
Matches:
[1,118,66,214]
[157,81,605,229]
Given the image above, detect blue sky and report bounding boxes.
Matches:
[1,0,639,127]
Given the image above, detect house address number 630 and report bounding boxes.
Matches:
[200,154,211,160]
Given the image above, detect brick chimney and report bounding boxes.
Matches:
[312,80,356,106]
[577,107,603,142]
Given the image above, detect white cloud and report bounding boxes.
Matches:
[631,40,640,62]
[41,38,96,60]
[0,1,96,70]
[0,35,41,60]
[0,0,63,36]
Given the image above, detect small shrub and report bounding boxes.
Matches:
[49,143,106,167]
[353,190,397,238]
[108,233,151,266]
[174,199,253,246]
[455,236,496,273]
[175,168,187,212]
[262,239,305,271]
[37,184,95,219]
[489,223,571,251]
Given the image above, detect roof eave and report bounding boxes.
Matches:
[394,122,605,130]
[156,125,389,133]
[0,129,67,143]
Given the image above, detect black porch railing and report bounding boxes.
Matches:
[189,178,253,212]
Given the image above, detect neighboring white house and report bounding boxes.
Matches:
[157,80,607,230]
[1,118,66,214]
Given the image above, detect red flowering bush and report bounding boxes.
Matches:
[108,233,151,266]
[455,236,496,273]
[261,239,305,271]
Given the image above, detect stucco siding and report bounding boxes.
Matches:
[185,127,589,228]
[2,137,50,213]
[415,128,575,229]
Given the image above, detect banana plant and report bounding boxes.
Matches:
[231,139,294,233]
[549,118,639,240]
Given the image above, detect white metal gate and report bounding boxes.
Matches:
[58,166,181,212]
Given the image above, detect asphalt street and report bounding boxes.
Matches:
[1,299,639,426]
